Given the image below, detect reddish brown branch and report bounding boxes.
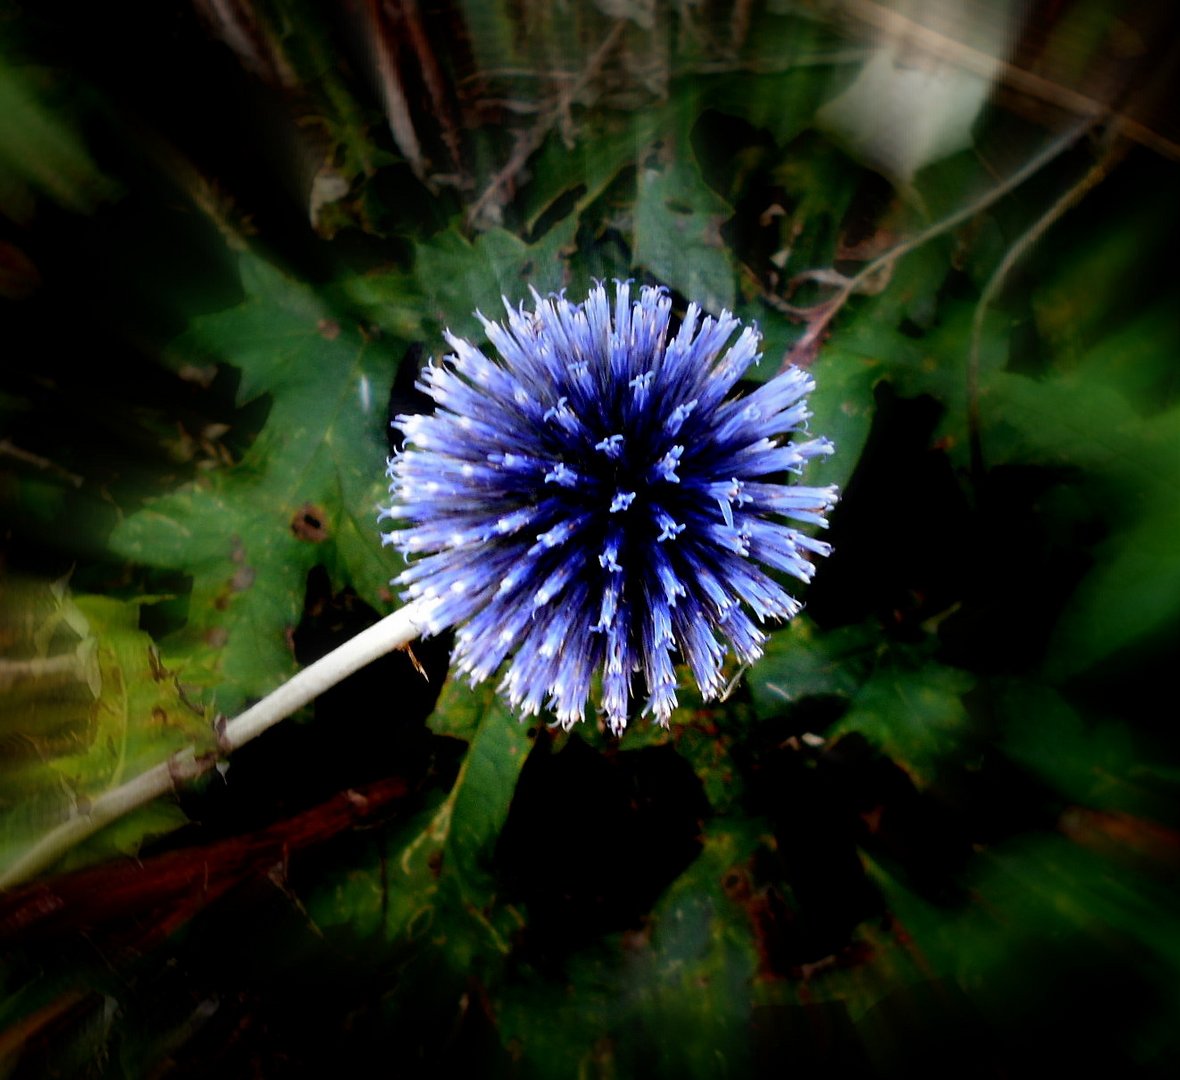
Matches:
[0,776,409,950]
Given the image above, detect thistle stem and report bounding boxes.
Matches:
[0,601,429,891]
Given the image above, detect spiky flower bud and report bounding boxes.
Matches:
[382,282,837,734]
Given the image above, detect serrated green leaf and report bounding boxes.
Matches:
[414,218,580,342]
[633,139,735,312]
[108,254,399,714]
[831,661,976,787]
[330,268,424,341]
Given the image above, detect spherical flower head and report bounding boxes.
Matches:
[382,282,838,734]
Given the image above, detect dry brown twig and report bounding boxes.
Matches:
[366,0,427,184]
[466,19,629,230]
[0,440,84,488]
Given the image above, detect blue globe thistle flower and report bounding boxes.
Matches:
[382,282,838,734]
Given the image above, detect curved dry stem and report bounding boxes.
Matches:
[780,116,1098,370]
[0,601,429,891]
[966,132,1126,479]
[466,19,627,228]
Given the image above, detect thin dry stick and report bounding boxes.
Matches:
[0,600,430,890]
[466,19,628,227]
[0,439,85,488]
[780,115,1097,370]
[966,135,1126,479]
[459,50,869,83]
[400,0,465,176]
[366,0,428,183]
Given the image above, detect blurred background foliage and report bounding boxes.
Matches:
[2,0,1180,1074]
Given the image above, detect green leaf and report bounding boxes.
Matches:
[520,110,663,232]
[980,371,1180,677]
[868,833,1180,1064]
[699,9,849,147]
[108,254,398,714]
[993,679,1177,817]
[632,137,735,312]
[769,134,872,281]
[747,616,878,720]
[309,680,530,950]
[494,820,761,1079]
[802,344,883,493]
[0,581,209,878]
[618,821,761,1070]
[831,661,976,788]
[434,683,532,895]
[750,910,932,1029]
[0,62,118,222]
[414,218,580,342]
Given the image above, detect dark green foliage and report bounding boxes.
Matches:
[2,1,1180,1075]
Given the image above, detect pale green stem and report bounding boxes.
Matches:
[0,600,430,890]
